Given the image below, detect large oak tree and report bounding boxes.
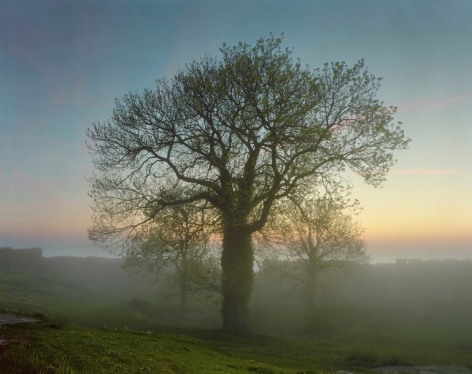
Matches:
[87,35,409,331]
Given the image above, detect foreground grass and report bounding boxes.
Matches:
[0,317,373,374]
[3,316,472,374]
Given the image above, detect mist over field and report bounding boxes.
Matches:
[1,246,471,333]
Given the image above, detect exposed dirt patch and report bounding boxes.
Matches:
[0,313,39,348]
[0,314,38,325]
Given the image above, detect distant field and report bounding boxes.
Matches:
[0,269,220,331]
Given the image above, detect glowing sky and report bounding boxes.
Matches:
[1,0,471,261]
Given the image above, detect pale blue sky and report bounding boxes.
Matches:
[1,0,471,261]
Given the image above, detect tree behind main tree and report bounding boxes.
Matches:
[260,188,369,322]
[87,35,409,331]
[122,191,214,321]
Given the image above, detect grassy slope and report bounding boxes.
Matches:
[1,270,472,373]
[0,318,370,374]
[2,313,471,374]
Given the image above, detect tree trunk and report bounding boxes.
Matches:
[179,250,188,321]
[221,225,254,331]
[305,262,317,317]
[303,262,319,335]
[179,281,187,321]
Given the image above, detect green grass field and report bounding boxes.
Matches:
[0,316,406,373]
[1,269,471,373]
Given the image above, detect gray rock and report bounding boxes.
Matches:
[415,367,472,374]
[372,366,472,374]
[372,366,417,373]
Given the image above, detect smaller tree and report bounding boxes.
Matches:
[123,199,215,320]
[261,189,369,316]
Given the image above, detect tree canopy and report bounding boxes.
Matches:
[87,35,409,330]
